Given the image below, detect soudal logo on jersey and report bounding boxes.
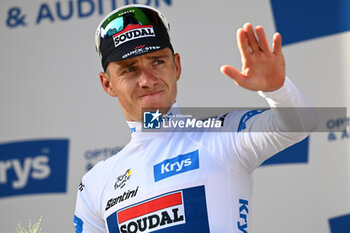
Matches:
[119,192,185,232]
[113,25,155,48]
[106,186,210,233]
[0,139,69,198]
[153,150,199,182]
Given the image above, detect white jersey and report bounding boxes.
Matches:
[74,77,317,233]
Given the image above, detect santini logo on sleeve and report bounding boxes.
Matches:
[153,150,199,182]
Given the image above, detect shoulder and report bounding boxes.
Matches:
[80,155,117,195]
[84,140,138,179]
[212,110,255,133]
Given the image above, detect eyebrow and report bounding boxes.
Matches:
[118,60,137,69]
[145,55,168,60]
[116,54,169,69]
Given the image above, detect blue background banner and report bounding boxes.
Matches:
[0,139,69,198]
[270,0,350,45]
[329,214,350,233]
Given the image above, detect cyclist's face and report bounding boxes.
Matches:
[99,48,181,121]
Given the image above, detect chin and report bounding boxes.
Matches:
[142,100,172,111]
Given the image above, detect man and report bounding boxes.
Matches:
[74,4,317,233]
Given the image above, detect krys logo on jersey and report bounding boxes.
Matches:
[153,150,199,182]
[0,139,69,198]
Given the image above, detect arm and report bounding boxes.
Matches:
[74,178,106,233]
[230,77,318,172]
[217,23,318,171]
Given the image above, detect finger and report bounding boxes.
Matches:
[236,28,251,61]
[220,65,245,86]
[243,23,260,52]
[255,25,270,52]
[272,32,282,55]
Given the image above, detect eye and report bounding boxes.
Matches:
[153,60,164,65]
[124,66,137,73]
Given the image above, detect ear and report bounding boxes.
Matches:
[173,53,181,81]
[99,72,118,97]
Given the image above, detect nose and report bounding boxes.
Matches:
[138,67,158,88]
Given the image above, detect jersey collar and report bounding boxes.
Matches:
[126,102,181,140]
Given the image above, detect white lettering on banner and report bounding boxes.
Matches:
[5,0,172,29]
[0,156,51,189]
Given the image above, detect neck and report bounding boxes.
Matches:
[126,102,180,134]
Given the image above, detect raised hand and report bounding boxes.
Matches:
[220,23,285,92]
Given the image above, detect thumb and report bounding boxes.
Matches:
[220,65,244,86]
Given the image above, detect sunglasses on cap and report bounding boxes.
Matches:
[95,4,171,57]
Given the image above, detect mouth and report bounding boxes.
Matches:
[139,90,164,99]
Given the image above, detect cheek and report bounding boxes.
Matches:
[112,80,133,98]
[117,89,133,102]
[168,78,178,99]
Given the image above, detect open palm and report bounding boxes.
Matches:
[221,23,285,92]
